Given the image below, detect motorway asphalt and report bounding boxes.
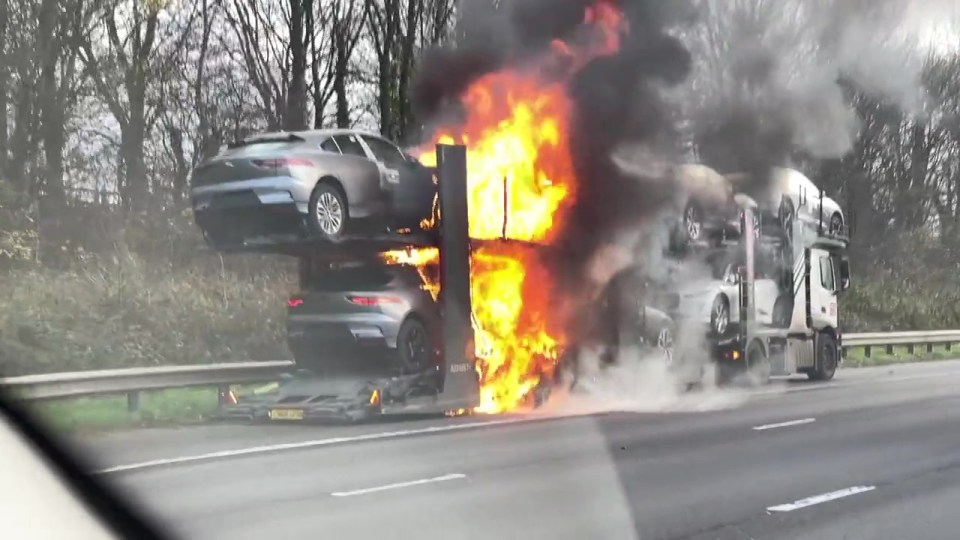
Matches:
[66,360,960,540]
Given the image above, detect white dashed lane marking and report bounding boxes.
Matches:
[331,473,467,497]
[767,485,876,512]
[752,418,816,431]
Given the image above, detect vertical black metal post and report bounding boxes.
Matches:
[436,144,479,409]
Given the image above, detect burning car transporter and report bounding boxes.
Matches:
[191,129,852,424]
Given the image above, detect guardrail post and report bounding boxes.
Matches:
[907,343,915,355]
[127,391,140,413]
[947,343,952,353]
[864,345,871,358]
[885,344,893,355]
[927,343,933,354]
[218,385,235,406]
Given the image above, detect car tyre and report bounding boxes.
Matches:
[684,202,704,243]
[657,326,675,366]
[778,197,795,245]
[710,295,730,337]
[829,212,843,235]
[308,182,349,240]
[396,317,433,374]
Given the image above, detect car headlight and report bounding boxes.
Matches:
[384,169,400,184]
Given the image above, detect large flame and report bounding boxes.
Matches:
[409,1,626,413]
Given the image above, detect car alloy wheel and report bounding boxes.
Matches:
[315,191,344,236]
[829,213,843,235]
[712,296,729,336]
[685,204,702,241]
[658,327,674,365]
[779,198,795,244]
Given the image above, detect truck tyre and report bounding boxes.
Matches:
[746,340,771,386]
[809,332,838,381]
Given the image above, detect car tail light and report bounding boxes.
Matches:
[251,158,313,169]
[347,295,402,306]
[287,297,304,308]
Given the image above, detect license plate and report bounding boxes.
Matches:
[269,408,304,420]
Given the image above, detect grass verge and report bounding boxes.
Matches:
[843,345,957,367]
[28,384,276,434]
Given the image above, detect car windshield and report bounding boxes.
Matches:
[2,2,952,540]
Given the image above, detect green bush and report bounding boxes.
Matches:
[0,250,294,376]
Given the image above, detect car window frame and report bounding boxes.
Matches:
[360,135,406,168]
[332,133,370,159]
[319,137,341,154]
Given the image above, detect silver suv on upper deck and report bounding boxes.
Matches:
[190,129,436,249]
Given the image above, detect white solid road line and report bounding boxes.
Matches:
[767,485,876,512]
[331,473,467,497]
[752,417,816,431]
[96,418,528,474]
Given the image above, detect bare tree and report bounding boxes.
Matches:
[224,0,312,131]
[76,0,167,209]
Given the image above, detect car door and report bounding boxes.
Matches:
[752,251,782,325]
[810,248,839,329]
[360,135,434,222]
[327,133,386,215]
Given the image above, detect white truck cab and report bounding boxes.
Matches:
[714,187,851,385]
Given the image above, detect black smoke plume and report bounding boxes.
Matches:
[412,0,694,295]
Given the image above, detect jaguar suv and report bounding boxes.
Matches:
[190,129,436,249]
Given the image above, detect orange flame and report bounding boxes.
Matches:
[413,1,625,413]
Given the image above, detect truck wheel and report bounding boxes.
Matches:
[746,340,770,386]
[710,295,730,336]
[809,332,838,381]
[308,182,349,239]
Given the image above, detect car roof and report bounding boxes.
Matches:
[243,128,393,143]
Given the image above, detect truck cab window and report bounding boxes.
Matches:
[819,256,835,291]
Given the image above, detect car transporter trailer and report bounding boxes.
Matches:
[210,144,482,421]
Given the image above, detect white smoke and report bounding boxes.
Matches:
[534,343,755,416]
[679,0,954,161]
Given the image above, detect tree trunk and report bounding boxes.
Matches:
[285,0,308,131]
[334,19,350,128]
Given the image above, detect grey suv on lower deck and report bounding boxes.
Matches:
[286,257,441,375]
